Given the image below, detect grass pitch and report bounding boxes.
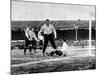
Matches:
[11,46,96,75]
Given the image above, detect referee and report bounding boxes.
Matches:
[38,19,57,56]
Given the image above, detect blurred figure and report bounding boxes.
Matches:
[29,27,39,53]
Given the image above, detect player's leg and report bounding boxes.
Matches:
[33,46,37,53]
[43,36,49,56]
[45,35,57,56]
[24,36,29,55]
[24,48,27,55]
[29,47,32,55]
[49,35,57,50]
[32,39,37,53]
[29,40,34,55]
[24,41,28,55]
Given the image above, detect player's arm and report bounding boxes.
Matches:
[32,32,39,41]
[38,25,44,36]
[25,28,30,40]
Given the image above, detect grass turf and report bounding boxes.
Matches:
[11,56,96,75]
[11,47,96,75]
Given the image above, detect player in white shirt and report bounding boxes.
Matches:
[61,38,68,56]
[24,24,38,55]
[29,28,38,41]
[38,19,57,56]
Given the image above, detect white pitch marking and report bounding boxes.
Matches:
[64,47,95,51]
[11,54,95,67]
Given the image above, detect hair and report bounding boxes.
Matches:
[62,38,66,42]
[46,19,50,22]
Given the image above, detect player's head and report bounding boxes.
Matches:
[45,19,50,25]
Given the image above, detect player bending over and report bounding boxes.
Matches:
[24,24,38,55]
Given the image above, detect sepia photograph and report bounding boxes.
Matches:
[11,0,96,75]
